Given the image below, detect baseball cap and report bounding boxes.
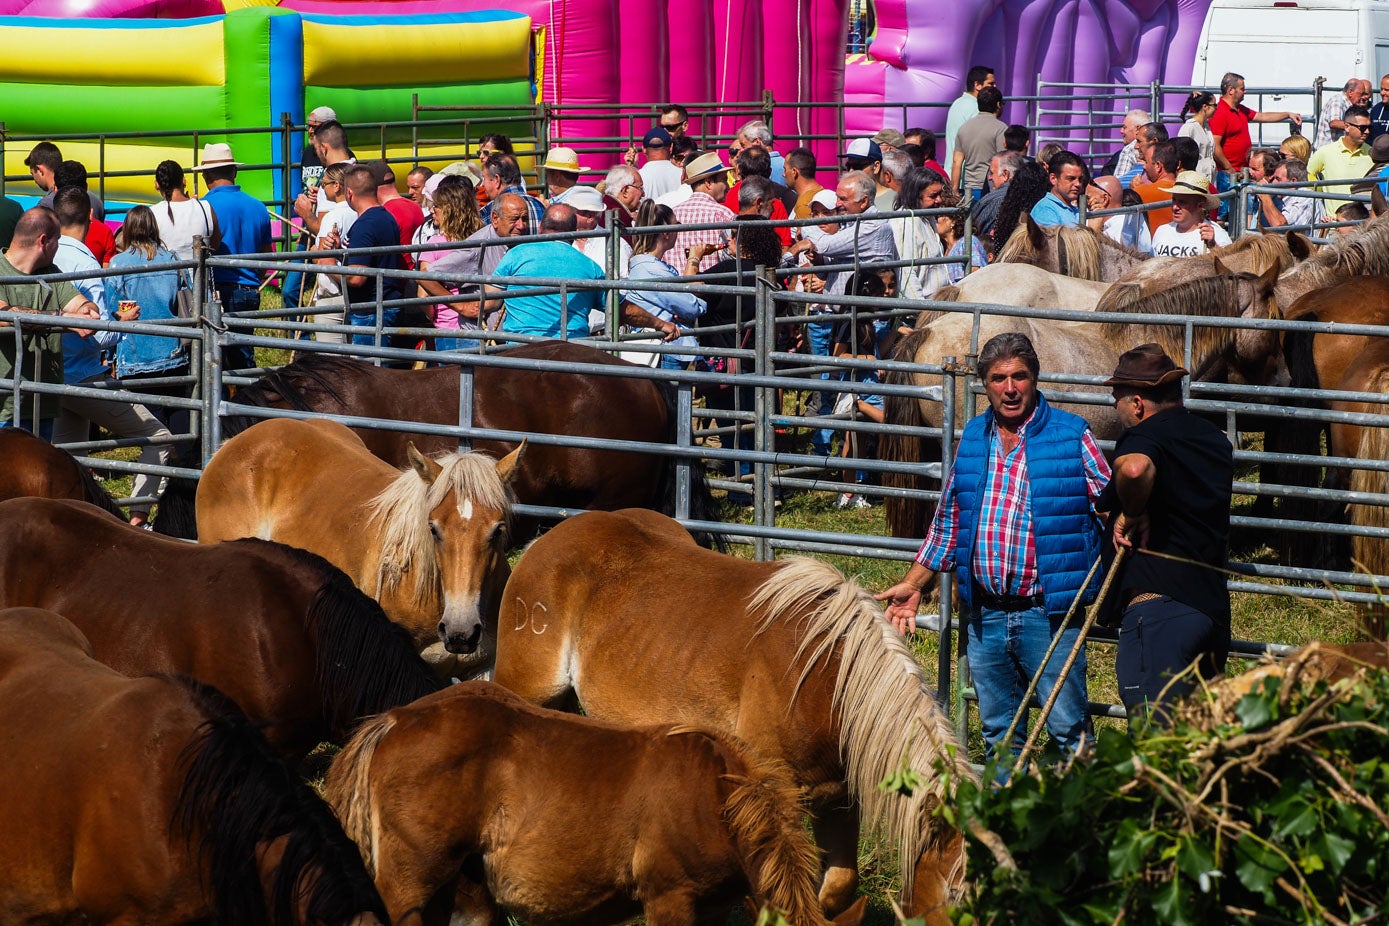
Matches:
[839,138,883,161]
[643,127,672,149]
[366,159,395,186]
[810,189,838,211]
[556,185,605,212]
[308,105,337,124]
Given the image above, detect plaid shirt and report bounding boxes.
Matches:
[917,409,1110,597]
[664,192,736,272]
[480,185,546,234]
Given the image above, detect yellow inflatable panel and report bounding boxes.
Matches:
[5,141,207,206]
[301,15,532,87]
[0,21,225,87]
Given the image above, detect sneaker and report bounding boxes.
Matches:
[852,494,872,510]
[836,492,855,509]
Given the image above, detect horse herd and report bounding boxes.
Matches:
[0,396,970,923]
[5,209,1389,924]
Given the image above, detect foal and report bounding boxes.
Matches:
[326,681,868,926]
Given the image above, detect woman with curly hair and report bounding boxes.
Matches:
[989,158,1050,256]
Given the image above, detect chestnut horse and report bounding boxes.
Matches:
[326,681,869,926]
[1335,340,1389,637]
[155,340,718,542]
[881,265,1286,537]
[0,427,127,519]
[0,606,387,926]
[492,509,975,925]
[196,418,519,678]
[0,497,440,759]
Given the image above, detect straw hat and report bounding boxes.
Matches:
[543,146,582,174]
[1169,170,1218,211]
[186,142,243,172]
[683,151,727,184]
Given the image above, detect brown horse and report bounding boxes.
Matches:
[0,606,387,926]
[1099,232,1314,308]
[0,427,128,519]
[158,340,717,542]
[1334,340,1389,636]
[1273,211,1389,307]
[325,681,869,926]
[995,215,1149,281]
[196,418,519,678]
[0,497,440,759]
[881,265,1286,537]
[492,509,974,925]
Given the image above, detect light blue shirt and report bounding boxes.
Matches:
[944,92,979,168]
[1029,192,1081,227]
[53,236,114,384]
[622,253,706,362]
[496,240,606,340]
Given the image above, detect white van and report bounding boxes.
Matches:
[1191,0,1389,141]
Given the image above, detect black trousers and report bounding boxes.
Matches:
[1116,595,1230,723]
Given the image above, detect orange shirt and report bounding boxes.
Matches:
[1136,180,1175,236]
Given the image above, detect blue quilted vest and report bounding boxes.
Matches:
[950,392,1102,615]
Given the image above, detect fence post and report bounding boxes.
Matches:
[0,121,6,198]
[195,236,223,462]
[457,358,474,453]
[1149,79,1161,126]
[761,89,775,134]
[280,112,296,248]
[676,377,693,521]
[753,266,775,561]
[605,210,620,338]
[1312,77,1325,141]
[940,357,963,723]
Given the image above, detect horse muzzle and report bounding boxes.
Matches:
[441,621,483,654]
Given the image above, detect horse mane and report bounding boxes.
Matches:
[1217,232,1295,271]
[172,676,388,926]
[71,462,129,521]
[1351,422,1389,638]
[694,729,828,926]
[746,557,975,906]
[1053,225,1102,280]
[368,451,515,606]
[995,220,1044,267]
[322,710,398,877]
[1095,273,1271,368]
[1284,213,1389,291]
[227,539,442,742]
[222,353,363,437]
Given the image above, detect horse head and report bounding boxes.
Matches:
[407,441,525,657]
[1224,262,1290,389]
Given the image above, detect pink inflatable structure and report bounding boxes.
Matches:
[845,0,1216,136]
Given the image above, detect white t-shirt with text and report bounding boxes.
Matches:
[1150,221,1231,257]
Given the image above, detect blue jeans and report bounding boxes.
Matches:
[0,418,54,441]
[215,284,260,371]
[433,335,481,353]
[967,602,1090,769]
[806,318,838,456]
[347,309,402,348]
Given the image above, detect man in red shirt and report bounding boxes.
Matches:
[1209,71,1303,173]
[369,160,424,270]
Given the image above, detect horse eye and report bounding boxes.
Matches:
[490,523,508,546]
[429,521,443,542]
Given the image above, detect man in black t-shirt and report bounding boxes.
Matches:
[1101,344,1234,723]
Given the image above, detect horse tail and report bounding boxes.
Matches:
[655,381,727,552]
[1351,424,1389,640]
[172,677,388,926]
[880,326,934,539]
[150,443,200,540]
[681,730,826,926]
[322,711,399,878]
[256,540,442,740]
[74,461,129,521]
[747,558,975,910]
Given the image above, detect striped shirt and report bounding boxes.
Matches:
[916,410,1110,596]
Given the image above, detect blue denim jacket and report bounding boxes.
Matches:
[104,249,187,377]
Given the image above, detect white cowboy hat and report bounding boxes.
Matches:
[186,142,244,172]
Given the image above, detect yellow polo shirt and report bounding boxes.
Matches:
[1307,140,1374,184]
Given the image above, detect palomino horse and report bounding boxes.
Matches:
[0,497,440,759]
[0,427,127,519]
[492,509,975,925]
[925,263,1113,319]
[158,340,718,542]
[0,607,387,926]
[326,681,869,926]
[995,215,1149,281]
[196,418,519,678]
[881,265,1285,537]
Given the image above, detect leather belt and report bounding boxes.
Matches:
[976,589,1045,611]
[1127,592,1165,607]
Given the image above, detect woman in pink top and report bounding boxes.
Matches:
[418,177,485,352]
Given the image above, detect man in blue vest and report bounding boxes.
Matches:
[877,332,1111,764]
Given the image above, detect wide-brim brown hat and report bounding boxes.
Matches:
[1104,343,1189,387]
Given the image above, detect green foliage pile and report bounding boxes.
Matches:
[948,661,1389,925]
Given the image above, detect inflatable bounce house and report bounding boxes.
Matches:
[0,0,1221,208]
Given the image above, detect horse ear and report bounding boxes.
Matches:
[1212,256,1229,276]
[1257,261,1281,292]
[831,896,868,926]
[1024,212,1045,251]
[1286,231,1314,260]
[1373,184,1389,218]
[495,440,527,485]
[407,443,443,487]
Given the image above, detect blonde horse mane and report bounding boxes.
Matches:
[366,451,515,605]
[1218,232,1296,271]
[996,222,1144,282]
[669,727,829,925]
[322,710,397,877]
[1286,213,1389,290]
[746,557,976,905]
[1095,273,1275,366]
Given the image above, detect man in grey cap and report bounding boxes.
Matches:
[872,128,907,152]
